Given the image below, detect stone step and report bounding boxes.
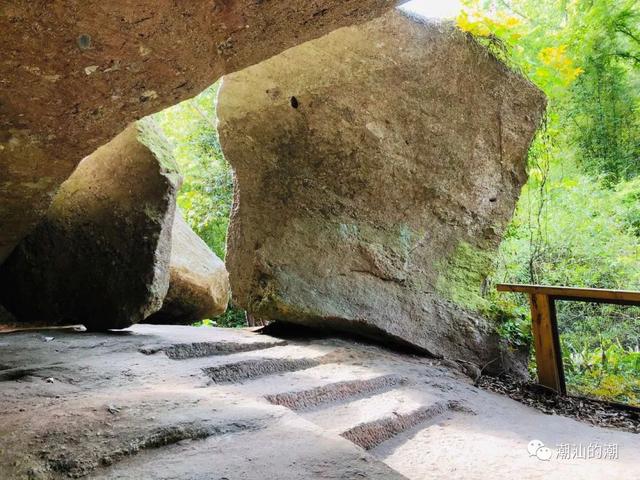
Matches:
[5,325,639,480]
[92,414,406,480]
[293,384,474,451]
[341,400,469,450]
[43,417,265,478]
[265,374,407,411]
[229,362,389,399]
[202,355,332,384]
[140,339,288,360]
[301,387,443,434]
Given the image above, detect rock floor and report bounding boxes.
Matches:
[0,325,638,479]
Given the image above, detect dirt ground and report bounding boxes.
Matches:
[1,324,638,479]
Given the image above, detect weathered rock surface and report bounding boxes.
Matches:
[145,211,230,325]
[0,325,637,479]
[0,122,180,330]
[217,12,546,368]
[0,0,402,264]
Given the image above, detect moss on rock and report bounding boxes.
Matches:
[436,241,494,314]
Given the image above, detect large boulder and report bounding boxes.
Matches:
[0,121,180,330]
[0,0,402,264]
[217,12,546,367]
[145,211,231,325]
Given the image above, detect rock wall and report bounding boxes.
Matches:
[0,122,180,330]
[217,12,546,367]
[145,211,231,325]
[0,0,402,264]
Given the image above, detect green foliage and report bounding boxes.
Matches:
[152,83,246,328]
[494,164,640,405]
[562,338,640,406]
[616,178,640,235]
[566,0,640,183]
[194,305,247,328]
[497,162,640,290]
[459,0,640,183]
[153,83,233,260]
[460,0,640,404]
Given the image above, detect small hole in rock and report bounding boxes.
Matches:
[489,197,497,203]
[77,34,92,50]
[290,96,299,109]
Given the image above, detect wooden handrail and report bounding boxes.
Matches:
[496,283,640,395]
[497,283,640,306]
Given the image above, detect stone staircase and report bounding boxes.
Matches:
[0,324,637,479]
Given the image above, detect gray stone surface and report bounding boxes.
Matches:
[217,11,546,368]
[0,0,402,264]
[145,211,230,325]
[0,325,636,479]
[0,122,180,330]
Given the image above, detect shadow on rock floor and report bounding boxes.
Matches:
[0,324,638,479]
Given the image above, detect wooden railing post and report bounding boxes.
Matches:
[528,293,565,394]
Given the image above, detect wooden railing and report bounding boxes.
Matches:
[496,284,640,394]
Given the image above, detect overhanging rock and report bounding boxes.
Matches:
[217,11,546,368]
[0,0,401,265]
[0,121,180,330]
